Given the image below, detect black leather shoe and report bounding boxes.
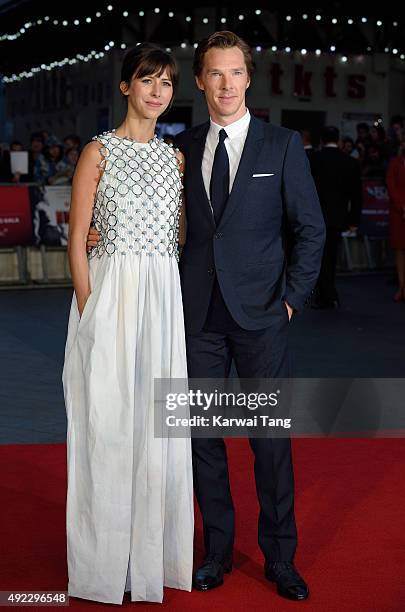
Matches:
[193,553,232,591]
[264,561,309,601]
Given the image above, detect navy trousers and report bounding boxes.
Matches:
[186,282,297,563]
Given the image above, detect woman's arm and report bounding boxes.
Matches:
[67,141,102,316]
[175,150,187,247]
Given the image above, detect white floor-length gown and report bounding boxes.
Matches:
[62,131,194,604]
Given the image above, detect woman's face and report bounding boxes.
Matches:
[120,68,174,120]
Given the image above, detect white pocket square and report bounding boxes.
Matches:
[252,173,275,177]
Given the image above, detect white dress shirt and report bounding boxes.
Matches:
[202,108,251,202]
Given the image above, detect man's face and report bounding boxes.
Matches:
[196,46,250,124]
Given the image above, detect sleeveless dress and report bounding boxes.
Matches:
[62,131,194,604]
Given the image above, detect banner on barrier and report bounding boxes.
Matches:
[360,179,390,238]
[0,185,33,246]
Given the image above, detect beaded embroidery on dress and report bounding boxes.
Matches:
[62,131,193,605]
[89,130,183,261]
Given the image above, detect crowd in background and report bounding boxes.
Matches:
[301,116,405,306]
[0,131,81,185]
[0,115,404,302]
[1,115,404,186]
[301,115,404,179]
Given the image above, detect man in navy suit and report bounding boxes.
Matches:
[175,32,325,601]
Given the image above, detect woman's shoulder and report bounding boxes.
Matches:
[91,130,114,144]
[82,140,106,158]
[159,140,185,174]
[73,141,106,175]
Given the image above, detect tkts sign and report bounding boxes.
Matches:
[270,63,366,99]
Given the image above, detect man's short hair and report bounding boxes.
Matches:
[321,126,340,143]
[193,30,253,78]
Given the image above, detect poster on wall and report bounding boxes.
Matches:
[0,185,33,246]
[31,185,71,246]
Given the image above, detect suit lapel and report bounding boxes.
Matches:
[188,122,215,227]
[219,116,265,228]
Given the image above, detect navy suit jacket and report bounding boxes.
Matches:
[176,116,326,334]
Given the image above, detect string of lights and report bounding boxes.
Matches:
[3,41,404,85]
[0,6,402,44]
[0,5,115,42]
[2,41,118,83]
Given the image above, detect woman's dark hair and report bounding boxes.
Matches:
[120,43,179,98]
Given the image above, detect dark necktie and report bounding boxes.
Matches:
[209,128,229,225]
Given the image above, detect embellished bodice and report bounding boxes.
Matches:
[89,131,183,261]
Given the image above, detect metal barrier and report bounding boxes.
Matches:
[0,245,71,286]
[0,239,393,288]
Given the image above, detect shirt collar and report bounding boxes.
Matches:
[209,108,251,141]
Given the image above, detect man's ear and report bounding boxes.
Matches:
[119,81,129,96]
[195,75,204,92]
[246,78,251,90]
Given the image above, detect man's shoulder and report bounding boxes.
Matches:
[264,121,295,137]
[256,119,298,146]
[175,122,209,147]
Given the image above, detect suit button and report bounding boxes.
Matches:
[214,232,223,239]
[208,268,214,275]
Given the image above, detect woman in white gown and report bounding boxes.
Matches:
[62,44,194,605]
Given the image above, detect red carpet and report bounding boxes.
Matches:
[1,439,404,611]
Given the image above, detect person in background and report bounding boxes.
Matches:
[31,133,48,184]
[388,115,404,159]
[355,140,367,165]
[355,122,371,148]
[342,137,360,159]
[386,133,405,302]
[36,139,63,185]
[63,134,81,154]
[361,144,387,179]
[49,147,79,185]
[0,141,30,183]
[300,129,316,171]
[312,126,362,309]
